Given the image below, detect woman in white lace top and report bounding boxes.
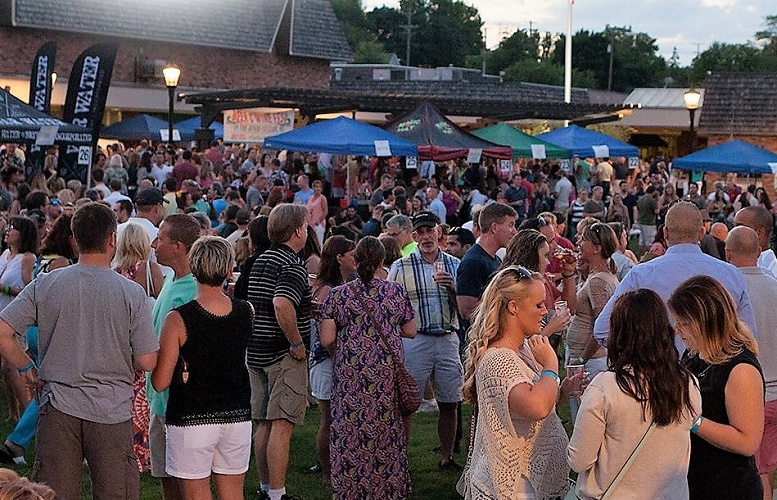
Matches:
[458,266,576,500]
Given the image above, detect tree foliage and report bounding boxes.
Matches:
[331,2,777,92]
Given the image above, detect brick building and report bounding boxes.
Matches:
[698,72,777,198]
[0,0,352,121]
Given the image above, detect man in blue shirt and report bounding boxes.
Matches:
[594,201,757,352]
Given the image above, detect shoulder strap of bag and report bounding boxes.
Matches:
[347,281,396,359]
[145,260,154,297]
[600,422,656,500]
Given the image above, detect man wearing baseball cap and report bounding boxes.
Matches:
[388,211,463,470]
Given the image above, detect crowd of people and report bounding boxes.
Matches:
[0,138,776,500]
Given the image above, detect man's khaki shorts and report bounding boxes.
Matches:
[249,354,309,425]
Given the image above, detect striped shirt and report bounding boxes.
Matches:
[246,244,311,368]
[388,249,460,335]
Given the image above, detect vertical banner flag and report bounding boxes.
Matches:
[25,42,57,178]
[60,42,118,181]
[28,42,57,114]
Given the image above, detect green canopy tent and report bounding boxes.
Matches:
[472,123,571,159]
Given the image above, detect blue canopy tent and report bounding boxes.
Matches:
[536,125,638,158]
[176,116,223,140]
[101,114,194,142]
[263,116,417,156]
[672,140,777,175]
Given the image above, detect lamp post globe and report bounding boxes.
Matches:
[162,65,181,146]
[684,88,701,153]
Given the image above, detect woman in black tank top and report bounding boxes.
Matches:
[152,236,254,499]
[669,276,764,500]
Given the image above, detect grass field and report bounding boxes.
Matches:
[0,389,575,498]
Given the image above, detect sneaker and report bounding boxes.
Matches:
[439,458,463,472]
[416,398,439,413]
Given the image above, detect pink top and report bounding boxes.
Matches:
[307,194,327,226]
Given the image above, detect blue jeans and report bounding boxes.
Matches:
[7,325,39,449]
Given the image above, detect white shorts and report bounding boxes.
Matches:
[403,333,463,403]
[165,421,252,479]
[310,358,333,401]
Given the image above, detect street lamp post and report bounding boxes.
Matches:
[683,88,701,153]
[162,65,181,145]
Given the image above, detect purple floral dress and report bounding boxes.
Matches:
[321,278,415,500]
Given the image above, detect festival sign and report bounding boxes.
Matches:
[224,108,294,143]
[60,42,117,181]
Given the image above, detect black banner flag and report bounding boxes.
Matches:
[28,41,56,114]
[60,42,118,181]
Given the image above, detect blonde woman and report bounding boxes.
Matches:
[114,222,164,472]
[669,276,764,499]
[114,223,164,298]
[458,266,576,499]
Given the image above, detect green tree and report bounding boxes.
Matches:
[756,14,777,55]
[689,42,765,83]
[414,0,484,67]
[503,59,597,88]
[485,29,540,74]
[352,41,391,63]
[365,6,409,60]
[329,0,370,47]
[552,27,667,92]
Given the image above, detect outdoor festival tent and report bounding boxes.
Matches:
[472,123,571,159]
[101,114,193,142]
[672,140,777,175]
[384,101,512,161]
[176,116,224,140]
[536,125,638,158]
[0,87,93,145]
[263,116,417,157]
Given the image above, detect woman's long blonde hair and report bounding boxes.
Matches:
[462,266,543,404]
[668,275,758,364]
[115,223,151,270]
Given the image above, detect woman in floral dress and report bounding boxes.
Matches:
[320,236,416,499]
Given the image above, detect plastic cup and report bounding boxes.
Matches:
[566,363,584,397]
[554,300,568,315]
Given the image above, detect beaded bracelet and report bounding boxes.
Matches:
[691,415,704,434]
[18,361,35,374]
[289,340,305,349]
[541,370,560,385]
[3,285,10,295]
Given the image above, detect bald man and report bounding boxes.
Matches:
[594,201,757,352]
[734,206,777,277]
[726,225,777,495]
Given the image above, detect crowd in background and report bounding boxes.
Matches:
[0,137,776,499]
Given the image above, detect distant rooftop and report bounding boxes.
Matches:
[7,0,352,61]
[624,88,706,109]
[698,73,777,136]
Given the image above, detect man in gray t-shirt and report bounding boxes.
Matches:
[0,203,158,499]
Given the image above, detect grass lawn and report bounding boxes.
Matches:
[0,386,576,498]
[0,401,487,499]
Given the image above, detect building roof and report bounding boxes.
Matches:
[8,0,352,61]
[331,80,594,104]
[618,108,699,129]
[184,85,623,125]
[623,88,706,109]
[698,72,777,136]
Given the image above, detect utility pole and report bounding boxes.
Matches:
[401,2,417,80]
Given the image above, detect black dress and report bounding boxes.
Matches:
[683,349,764,500]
